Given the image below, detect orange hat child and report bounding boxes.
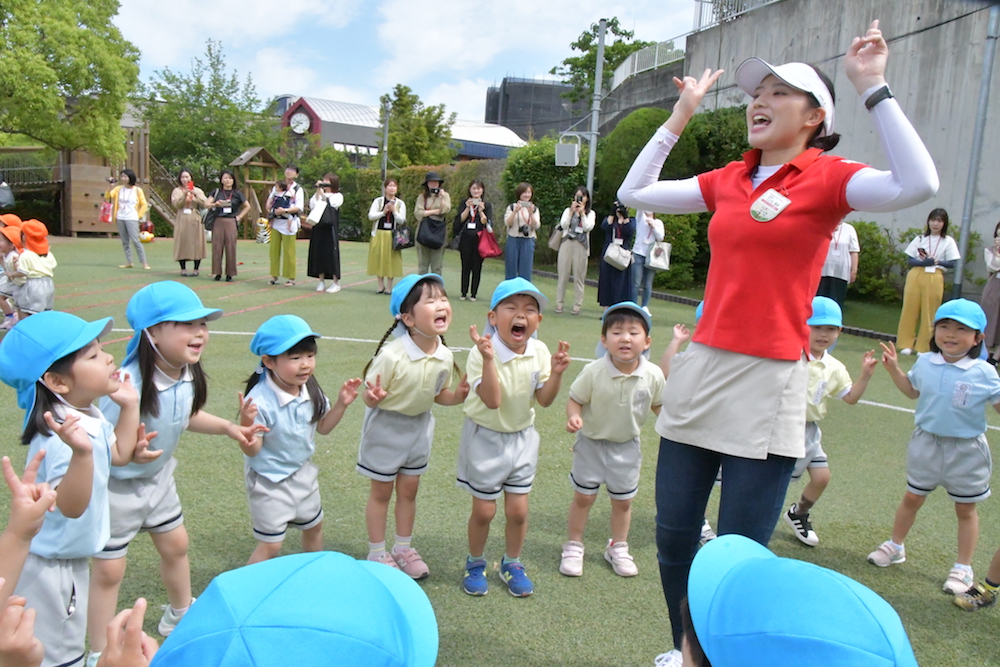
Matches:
[0,226,22,252]
[0,214,22,229]
[21,220,48,255]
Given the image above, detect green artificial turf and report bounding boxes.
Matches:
[0,236,997,666]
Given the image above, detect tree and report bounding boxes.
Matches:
[138,40,279,185]
[378,85,456,168]
[549,18,657,103]
[0,0,140,158]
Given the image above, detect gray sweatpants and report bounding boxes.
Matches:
[117,218,147,265]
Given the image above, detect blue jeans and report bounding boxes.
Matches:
[655,437,794,649]
[505,237,535,280]
[631,256,655,306]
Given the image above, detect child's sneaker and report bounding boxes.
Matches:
[0,314,15,330]
[463,558,488,596]
[158,597,196,636]
[954,583,998,611]
[393,547,430,580]
[653,648,683,667]
[559,541,585,577]
[943,566,974,595]
[699,520,717,546]
[783,503,819,546]
[604,539,638,577]
[867,540,906,567]
[499,560,534,597]
[369,551,401,569]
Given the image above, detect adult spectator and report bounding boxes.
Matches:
[980,220,1000,365]
[816,219,860,309]
[554,186,595,315]
[597,200,636,308]
[307,172,343,293]
[205,170,250,282]
[414,172,450,275]
[503,182,540,280]
[170,169,207,277]
[631,210,665,308]
[267,165,304,286]
[105,168,149,270]
[367,178,406,294]
[453,179,492,301]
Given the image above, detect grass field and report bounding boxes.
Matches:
[2,236,999,666]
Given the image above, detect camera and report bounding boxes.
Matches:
[317,182,332,189]
[430,187,440,195]
[574,195,583,204]
[614,202,629,217]
[519,224,530,236]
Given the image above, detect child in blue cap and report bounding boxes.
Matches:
[782,296,877,547]
[0,311,149,667]
[457,277,571,597]
[86,282,268,665]
[871,299,1000,595]
[358,274,469,579]
[240,315,362,564]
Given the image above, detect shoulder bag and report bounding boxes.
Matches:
[306,198,327,225]
[416,215,447,250]
[548,226,563,252]
[645,240,671,272]
[202,190,219,231]
[392,218,414,250]
[602,223,632,271]
[478,227,503,259]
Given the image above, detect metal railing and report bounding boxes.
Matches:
[0,147,63,187]
[695,0,784,30]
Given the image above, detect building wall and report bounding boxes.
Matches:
[599,60,686,134]
[486,79,589,140]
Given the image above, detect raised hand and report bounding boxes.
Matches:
[129,424,162,465]
[363,375,388,405]
[566,414,584,433]
[860,350,879,378]
[108,371,138,408]
[671,69,725,120]
[551,341,571,375]
[469,325,494,361]
[2,453,56,543]
[672,323,691,345]
[845,19,888,93]
[43,412,91,455]
[0,594,43,667]
[237,392,258,427]
[879,341,900,370]
[338,378,363,406]
[96,598,158,667]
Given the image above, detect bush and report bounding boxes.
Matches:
[849,221,899,302]
[651,213,699,290]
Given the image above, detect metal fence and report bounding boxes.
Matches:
[695,0,784,30]
[0,148,63,187]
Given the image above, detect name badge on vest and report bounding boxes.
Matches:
[750,188,791,222]
[183,208,192,215]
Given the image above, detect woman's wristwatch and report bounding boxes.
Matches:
[864,85,894,111]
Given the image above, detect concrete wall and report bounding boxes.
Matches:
[682,0,999,282]
[599,60,685,133]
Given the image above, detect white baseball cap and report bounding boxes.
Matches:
[735,58,835,137]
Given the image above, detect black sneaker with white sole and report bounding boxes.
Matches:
[784,504,819,546]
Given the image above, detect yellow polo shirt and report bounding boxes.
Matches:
[806,351,852,423]
[365,332,454,417]
[464,336,551,433]
[570,354,664,441]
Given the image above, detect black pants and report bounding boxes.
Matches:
[459,233,483,298]
[816,276,848,309]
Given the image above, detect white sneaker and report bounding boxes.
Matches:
[158,597,196,636]
[315,281,326,292]
[325,283,341,293]
[559,540,584,577]
[900,348,914,356]
[641,306,651,316]
[944,567,974,595]
[85,652,101,667]
[604,539,638,577]
[699,520,717,546]
[654,648,683,667]
[867,540,906,567]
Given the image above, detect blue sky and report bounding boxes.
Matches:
[113,0,694,121]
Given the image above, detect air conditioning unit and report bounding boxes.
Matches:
[555,135,581,167]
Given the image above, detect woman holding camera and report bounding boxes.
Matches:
[554,186,595,314]
[104,168,150,270]
[307,173,343,293]
[453,179,492,301]
[170,169,207,276]
[205,169,250,282]
[414,172,451,274]
[367,178,406,294]
[503,182,540,280]
[598,201,636,307]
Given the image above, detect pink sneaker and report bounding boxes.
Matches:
[368,552,400,569]
[393,548,430,580]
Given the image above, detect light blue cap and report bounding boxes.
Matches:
[807,296,842,328]
[489,277,548,311]
[150,551,438,667]
[0,312,113,426]
[689,535,918,667]
[125,281,222,365]
[391,274,444,318]
[250,315,320,357]
[695,301,704,323]
[934,298,987,332]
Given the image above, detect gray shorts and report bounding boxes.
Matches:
[15,276,54,314]
[357,407,433,482]
[0,275,16,298]
[95,457,184,559]
[906,427,992,502]
[245,459,324,543]
[569,434,642,500]
[15,553,88,667]
[791,422,828,479]
[456,418,539,500]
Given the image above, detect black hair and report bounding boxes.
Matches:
[602,309,649,337]
[21,348,86,445]
[284,164,299,174]
[993,220,1000,240]
[218,170,238,188]
[176,168,193,186]
[804,65,841,152]
[929,319,984,359]
[680,597,712,667]
[120,168,137,186]
[572,186,592,214]
[136,327,208,420]
[245,337,326,423]
[422,177,444,198]
[925,208,950,237]
[468,179,486,198]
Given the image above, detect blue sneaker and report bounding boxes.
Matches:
[463,558,488,596]
[499,560,534,597]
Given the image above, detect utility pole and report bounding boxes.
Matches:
[586,18,607,196]
[380,98,390,182]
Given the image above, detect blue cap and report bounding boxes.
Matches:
[695,301,704,323]
[124,281,222,365]
[391,274,444,318]
[150,551,438,667]
[807,296,842,328]
[250,315,320,357]
[689,535,918,667]
[934,298,987,332]
[0,312,113,425]
[489,277,548,312]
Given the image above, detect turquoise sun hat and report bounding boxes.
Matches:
[489,277,548,311]
[0,311,113,426]
[250,315,321,357]
[934,298,987,332]
[150,551,438,667]
[688,535,918,667]
[807,296,843,328]
[595,301,652,359]
[125,281,222,365]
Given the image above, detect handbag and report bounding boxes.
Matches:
[202,189,218,230]
[306,199,326,225]
[392,223,414,250]
[449,234,461,250]
[548,227,563,252]
[416,216,447,249]
[99,200,113,223]
[478,228,503,259]
[645,240,671,271]
[604,242,632,271]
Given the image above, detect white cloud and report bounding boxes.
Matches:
[250,48,370,106]
[425,78,494,121]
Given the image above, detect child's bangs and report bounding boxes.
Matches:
[281,336,319,356]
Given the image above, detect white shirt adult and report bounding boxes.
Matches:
[904,233,960,272]
[821,221,860,281]
[632,210,665,257]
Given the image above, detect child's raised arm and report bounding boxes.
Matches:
[659,323,691,378]
[435,375,471,406]
[0,593,44,667]
[317,378,362,435]
[188,397,269,456]
[0,453,57,601]
[536,341,570,407]
[843,350,879,405]
[362,375,388,409]
[42,412,92,518]
[880,341,919,399]
[107,372,141,466]
[470,325,501,409]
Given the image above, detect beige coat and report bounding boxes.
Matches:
[170,186,207,261]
